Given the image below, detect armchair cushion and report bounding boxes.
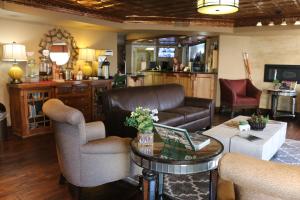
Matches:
[81,136,131,154]
[85,121,106,142]
[228,79,247,96]
[235,96,258,106]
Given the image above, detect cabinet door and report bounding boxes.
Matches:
[143,73,153,86]
[193,75,216,99]
[152,73,164,85]
[164,74,178,85]
[25,88,54,137]
[179,75,193,97]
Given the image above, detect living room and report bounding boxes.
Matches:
[0,1,300,200]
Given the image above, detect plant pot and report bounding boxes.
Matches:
[247,121,266,130]
[137,131,153,145]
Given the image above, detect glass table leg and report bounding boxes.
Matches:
[142,169,157,200]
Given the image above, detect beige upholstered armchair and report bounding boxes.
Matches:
[217,153,300,200]
[42,99,132,188]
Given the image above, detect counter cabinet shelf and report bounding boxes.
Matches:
[144,71,217,99]
[8,80,112,138]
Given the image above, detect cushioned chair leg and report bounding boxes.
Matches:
[59,174,66,185]
[230,110,235,119]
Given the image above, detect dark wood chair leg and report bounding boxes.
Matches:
[74,186,82,200]
[68,184,82,200]
[59,174,66,185]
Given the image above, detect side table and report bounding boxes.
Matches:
[267,89,297,118]
[130,133,223,200]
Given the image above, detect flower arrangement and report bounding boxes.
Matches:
[247,114,269,130]
[125,107,159,133]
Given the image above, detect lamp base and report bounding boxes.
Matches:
[10,79,23,84]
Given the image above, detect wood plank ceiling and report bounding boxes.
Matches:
[4,0,300,27]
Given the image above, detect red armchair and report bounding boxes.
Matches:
[219,79,262,118]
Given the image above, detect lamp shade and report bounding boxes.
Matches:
[2,42,27,62]
[79,48,96,61]
[197,0,239,15]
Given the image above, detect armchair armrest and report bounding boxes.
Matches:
[219,153,300,200]
[184,97,215,109]
[246,80,262,100]
[81,136,131,154]
[85,121,106,142]
[219,79,237,105]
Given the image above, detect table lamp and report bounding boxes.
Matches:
[2,42,27,84]
[78,48,95,79]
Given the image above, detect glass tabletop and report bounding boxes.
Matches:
[130,132,224,165]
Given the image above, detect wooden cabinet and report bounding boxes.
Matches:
[144,72,217,99]
[8,80,112,138]
[193,74,217,99]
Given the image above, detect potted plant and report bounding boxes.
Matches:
[247,114,269,130]
[125,107,159,145]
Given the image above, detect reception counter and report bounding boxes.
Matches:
[143,71,217,99]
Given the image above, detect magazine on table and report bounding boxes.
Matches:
[153,123,210,151]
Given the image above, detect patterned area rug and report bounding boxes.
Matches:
[164,139,300,200]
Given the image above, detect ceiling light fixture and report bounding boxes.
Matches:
[281,20,287,26]
[256,21,262,26]
[268,21,275,26]
[197,0,239,15]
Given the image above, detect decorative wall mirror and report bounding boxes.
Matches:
[39,28,79,68]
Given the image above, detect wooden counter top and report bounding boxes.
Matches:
[7,79,112,89]
[144,70,217,75]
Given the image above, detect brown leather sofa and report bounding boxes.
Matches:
[102,84,215,138]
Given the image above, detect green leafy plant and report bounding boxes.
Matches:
[125,107,159,133]
[248,114,269,124]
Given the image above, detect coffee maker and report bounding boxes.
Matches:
[98,50,113,79]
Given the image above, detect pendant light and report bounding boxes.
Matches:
[197,0,239,15]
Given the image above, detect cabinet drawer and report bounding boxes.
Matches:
[73,84,89,94]
[56,85,72,95]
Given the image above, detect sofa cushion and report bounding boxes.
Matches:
[157,111,185,127]
[166,106,210,123]
[104,86,159,111]
[235,96,258,106]
[154,84,185,111]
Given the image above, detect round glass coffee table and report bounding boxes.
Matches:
[130,133,223,200]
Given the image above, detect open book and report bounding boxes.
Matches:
[154,123,210,151]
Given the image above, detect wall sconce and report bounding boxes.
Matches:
[78,48,96,79]
[2,42,27,84]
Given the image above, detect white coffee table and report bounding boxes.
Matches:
[203,116,287,160]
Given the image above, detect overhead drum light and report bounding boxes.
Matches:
[197,0,239,15]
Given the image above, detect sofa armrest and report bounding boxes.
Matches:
[81,136,131,154]
[184,97,214,109]
[219,153,300,200]
[246,80,262,101]
[85,121,106,142]
[105,109,137,138]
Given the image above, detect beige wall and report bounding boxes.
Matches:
[217,32,300,112]
[0,18,118,125]
[217,35,250,106]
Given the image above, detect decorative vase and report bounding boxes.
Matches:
[247,120,266,130]
[137,131,153,145]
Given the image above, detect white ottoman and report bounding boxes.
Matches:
[203,116,287,160]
